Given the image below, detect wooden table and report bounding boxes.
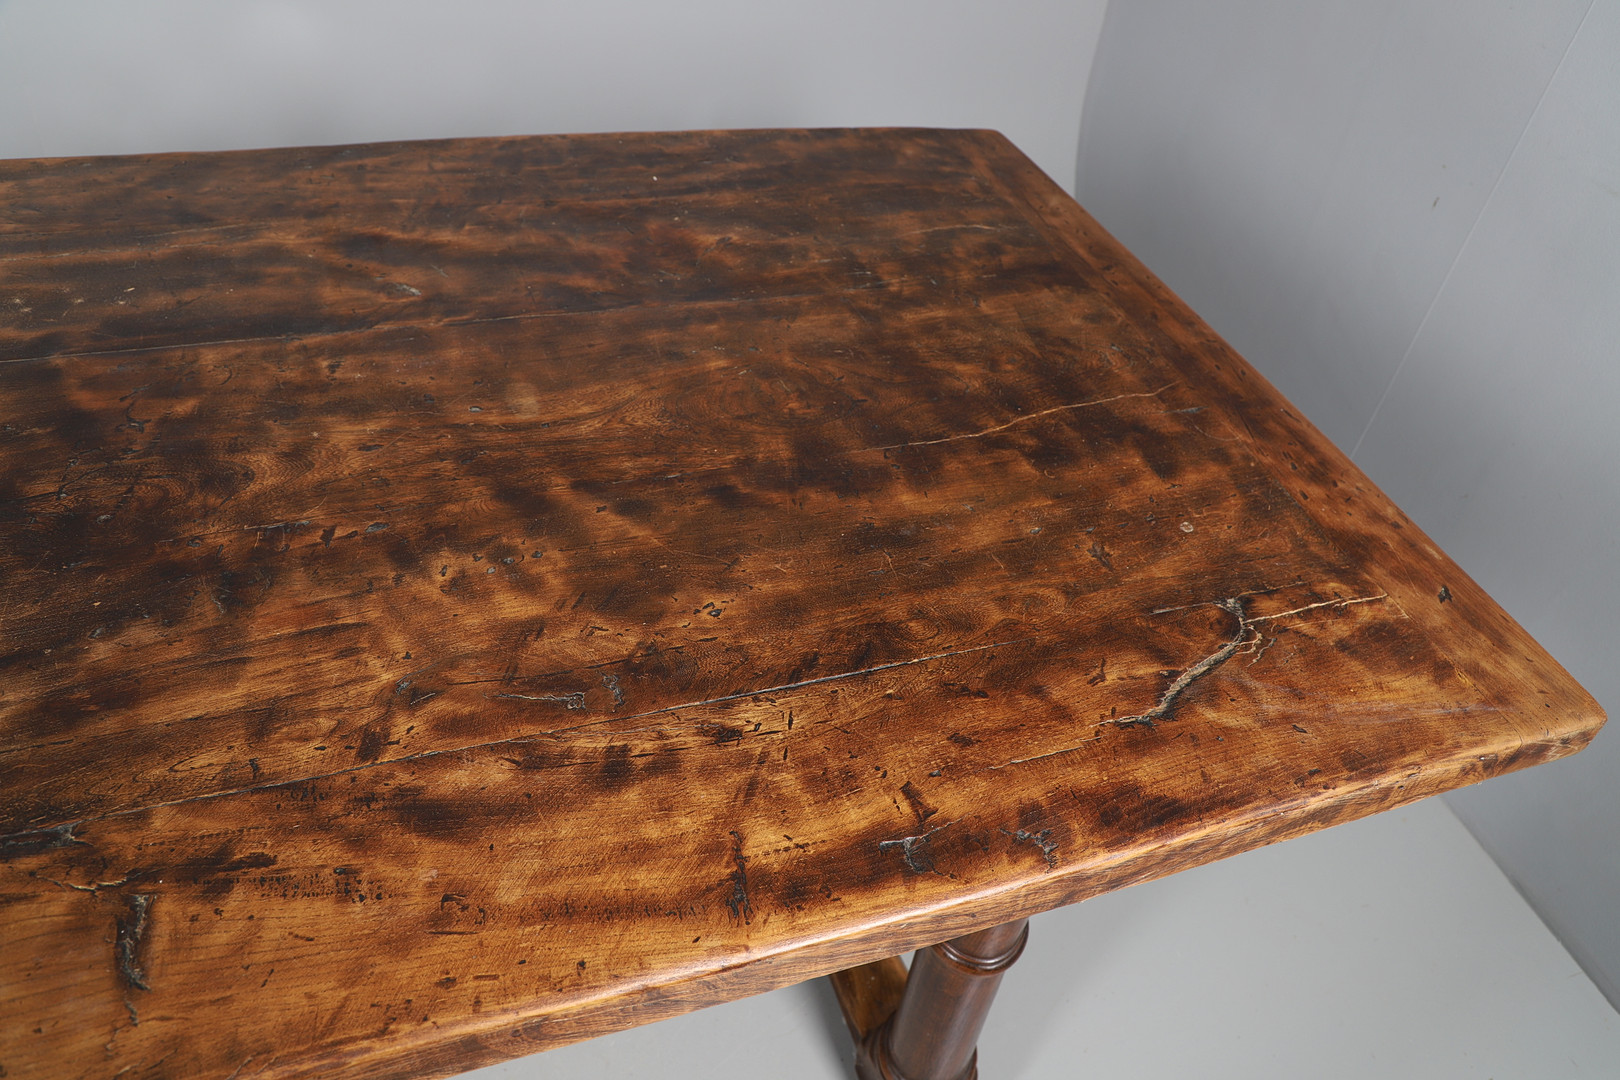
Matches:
[0,129,1603,1080]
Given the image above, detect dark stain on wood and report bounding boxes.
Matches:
[900,781,939,825]
[0,820,85,860]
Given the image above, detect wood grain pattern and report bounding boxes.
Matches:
[0,128,1603,1080]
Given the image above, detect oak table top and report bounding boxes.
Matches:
[0,129,1603,1080]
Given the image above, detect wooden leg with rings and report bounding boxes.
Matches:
[830,918,1029,1080]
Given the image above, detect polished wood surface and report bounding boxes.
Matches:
[0,128,1603,1080]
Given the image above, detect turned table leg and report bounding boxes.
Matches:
[830,918,1030,1080]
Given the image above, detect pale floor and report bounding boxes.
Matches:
[465,798,1620,1079]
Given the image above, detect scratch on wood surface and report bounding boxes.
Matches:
[1251,594,1389,623]
[1148,580,1305,615]
[493,692,587,710]
[647,535,735,566]
[549,638,1028,737]
[891,223,1007,239]
[867,384,1178,451]
[0,288,889,367]
[987,732,1106,771]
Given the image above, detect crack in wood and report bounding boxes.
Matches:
[1105,598,1252,729]
[1111,592,1391,729]
[988,590,1394,773]
[0,640,1027,846]
[867,384,1178,451]
[115,893,154,992]
[543,638,1027,736]
[0,286,942,367]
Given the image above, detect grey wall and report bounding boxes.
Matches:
[1078,0,1620,1006]
[0,0,1107,191]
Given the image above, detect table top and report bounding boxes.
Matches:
[0,128,1603,1080]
